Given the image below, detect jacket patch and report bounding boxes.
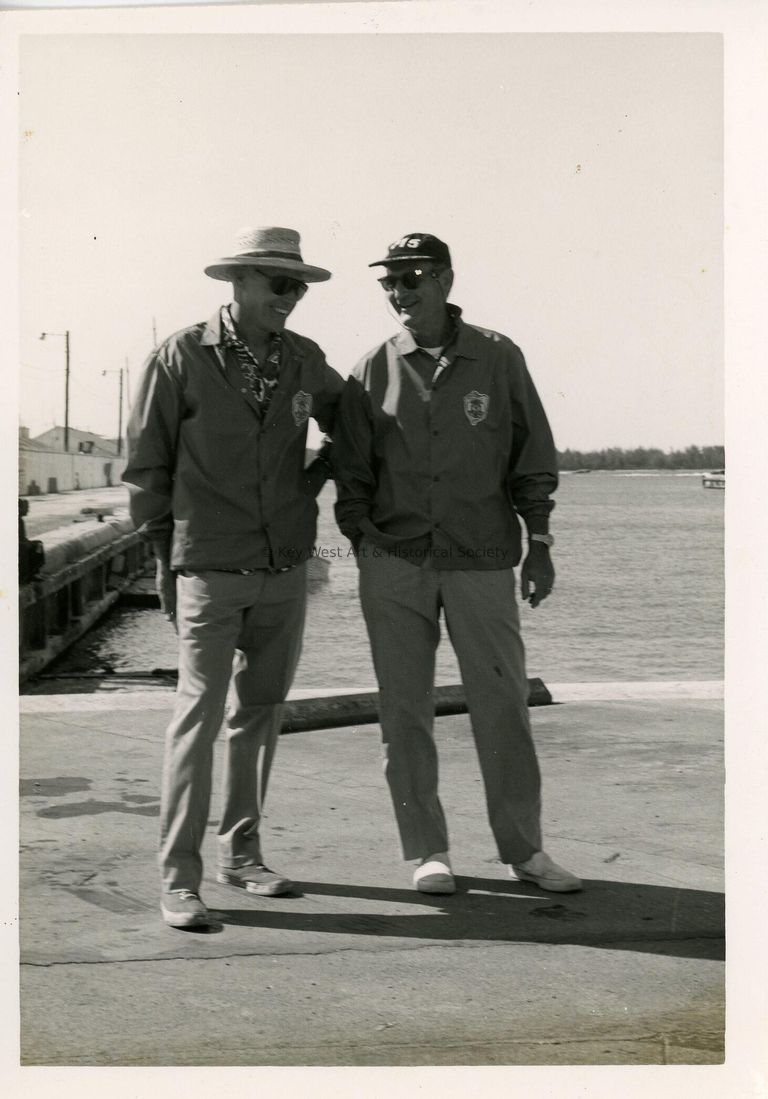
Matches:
[292,390,313,426]
[463,390,489,426]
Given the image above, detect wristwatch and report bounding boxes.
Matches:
[530,533,554,548]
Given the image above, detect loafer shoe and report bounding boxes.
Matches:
[216,864,295,896]
[509,851,582,893]
[161,889,212,928]
[414,853,455,895]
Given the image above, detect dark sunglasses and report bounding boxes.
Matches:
[258,273,308,298]
[377,268,439,293]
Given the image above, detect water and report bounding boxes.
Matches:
[49,472,724,687]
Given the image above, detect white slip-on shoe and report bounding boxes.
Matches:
[413,852,455,895]
[510,851,582,893]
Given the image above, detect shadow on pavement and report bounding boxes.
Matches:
[214,876,724,961]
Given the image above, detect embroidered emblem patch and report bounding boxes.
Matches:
[291,390,313,427]
[463,390,489,426]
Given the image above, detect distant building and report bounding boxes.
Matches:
[20,425,126,495]
[31,427,120,457]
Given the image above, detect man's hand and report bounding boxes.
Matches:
[155,555,178,630]
[521,543,555,608]
[301,455,332,498]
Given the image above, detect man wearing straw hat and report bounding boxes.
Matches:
[333,232,581,897]
[125,227,343,929]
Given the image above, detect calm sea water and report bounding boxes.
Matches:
[52,472,724,687]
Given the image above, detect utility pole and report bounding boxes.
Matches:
[64,330,70,453]
[39,329,71,452]
[124,357,132,413]
[102,367,124,456]
[117,367,124,456]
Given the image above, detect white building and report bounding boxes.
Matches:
[19,426,127,495]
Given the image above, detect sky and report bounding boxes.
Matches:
[16,28,723,452]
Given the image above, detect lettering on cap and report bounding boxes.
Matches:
[392,236,422,251]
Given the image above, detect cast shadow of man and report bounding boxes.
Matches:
[211,875,724,961]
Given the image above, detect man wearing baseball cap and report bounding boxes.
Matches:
[333,233,581,896]
[125,227,343,929]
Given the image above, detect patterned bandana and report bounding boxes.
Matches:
[220,306,283,414]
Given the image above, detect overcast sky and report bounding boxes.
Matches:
[16,29,723,452]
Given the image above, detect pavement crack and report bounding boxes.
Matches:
[20,932,725,969]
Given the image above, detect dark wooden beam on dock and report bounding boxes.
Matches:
[280,680,553,733]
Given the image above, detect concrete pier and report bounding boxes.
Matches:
[13,486,743,1089]
[18,515,152,682]
[19,682,724,1070]
[19,485,130,539]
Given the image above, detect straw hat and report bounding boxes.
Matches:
[205,226,331,282]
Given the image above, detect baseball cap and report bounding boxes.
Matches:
[368,233,452,268]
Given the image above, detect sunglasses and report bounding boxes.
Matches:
[256,272,309,298]
[377,268,439,293]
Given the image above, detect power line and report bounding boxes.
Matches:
[69,376,114,402]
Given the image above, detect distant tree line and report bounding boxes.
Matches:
[557,445,725,471]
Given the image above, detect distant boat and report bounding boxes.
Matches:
[702,469,725,489]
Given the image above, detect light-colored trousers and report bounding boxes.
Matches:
[159,566,306,892]
[358,546,542,865]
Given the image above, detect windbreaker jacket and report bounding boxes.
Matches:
[333,308,557,570]
[124,311,344,571]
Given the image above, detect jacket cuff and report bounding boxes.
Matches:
[524,521,550,538]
